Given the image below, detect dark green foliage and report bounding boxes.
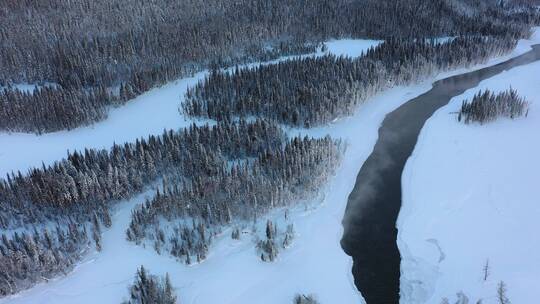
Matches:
[126,135,342,261]
[0,224,88,296]
[293,294,319,304]
[0,85,116,134]
[459,88,529,124]
[0,119,284,229]
[182,36,519,127]
[0,118,341,270]
[123,266,177,304]
[1,0,538,132]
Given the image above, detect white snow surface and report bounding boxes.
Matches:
[1,31,539,304]
[322,39,381,58]
[399,43,540,303]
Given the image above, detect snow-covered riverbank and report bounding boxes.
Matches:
[399,49,540,304]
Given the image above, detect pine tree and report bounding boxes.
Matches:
[92,212,102,251]
[497,281,510,304]
[266,220,274,240]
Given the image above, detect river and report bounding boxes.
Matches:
[341,44,540,304]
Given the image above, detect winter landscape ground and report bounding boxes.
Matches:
[2,2,540,302]
[1,28,539,303]
[399,52,540,304]
[0,39,382,304]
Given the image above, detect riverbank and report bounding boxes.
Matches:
[399,58,540,304]
[341,28,540,304]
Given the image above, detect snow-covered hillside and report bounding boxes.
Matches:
[399,52,540,304]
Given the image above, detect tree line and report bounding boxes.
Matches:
[0,119,341,294]
[126,135,341,263]
[182,35,521,127]
[0,119,286,229]
[458,88,529,124]
[1,0,538,133]
[0,223,89,296]
[0,85,116,134]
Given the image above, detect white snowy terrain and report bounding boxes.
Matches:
[399,45,540,303]
[0,39,383,304]
[322,39,381,58]
[1,30,539,303]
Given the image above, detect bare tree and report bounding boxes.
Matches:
[483,259,490,281]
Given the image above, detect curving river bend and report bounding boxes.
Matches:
[341,44,540,304]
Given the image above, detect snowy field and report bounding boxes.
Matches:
[399,49,540,303]
[1,31,539,303]
[322,39,382,58]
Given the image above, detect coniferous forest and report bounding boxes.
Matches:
[458,88,530,123]
[1,0,539,133]
[0,223,88,296]
[1,0,540,300]
[0,119,341,294]
[183,35,522,127]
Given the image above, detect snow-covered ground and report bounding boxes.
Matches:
[1,30,539,303]
[399,48,540,304]
[0,39,385,304]
[1,81,438,304]
[322,39,381,58]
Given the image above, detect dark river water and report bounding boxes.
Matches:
[340,44,540,304]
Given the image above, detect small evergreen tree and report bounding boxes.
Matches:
[92,212,102,251]
[293,294,319,304]
[123,266,177,304]
[497,281,510,304]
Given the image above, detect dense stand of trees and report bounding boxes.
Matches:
[0,223,89,296]
[0,120,342,284]
[1,0,538,133]
[0,119,341,289]
[0,120,286,229]
[126,134,341,262]
[122,266,177,304]
[1,0,539,297]
[0,85,116,134]
[458,88,529,124]
[183,35,520,127]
